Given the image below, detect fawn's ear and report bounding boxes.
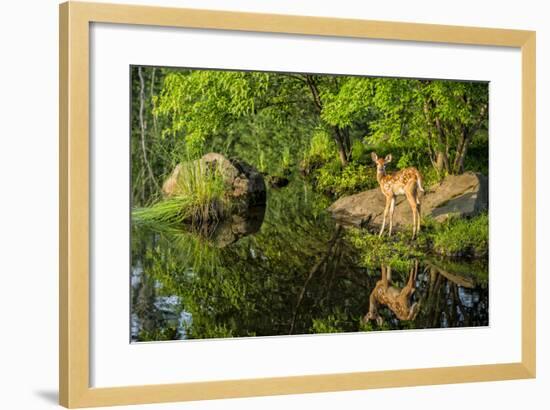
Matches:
[371,152,378,163]
[384,154,392,163]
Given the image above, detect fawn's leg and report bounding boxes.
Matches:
[406,260,421,320]
[379,196,391,237]
[364,289,380,323]
[416,194,422,234]
[407,262,417,291]
[388,196,396,236]
[399,265,415,299]
[405,190,418,239]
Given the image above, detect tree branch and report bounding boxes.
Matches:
[304,74,323,113]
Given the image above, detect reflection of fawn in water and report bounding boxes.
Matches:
[363,261,421,325]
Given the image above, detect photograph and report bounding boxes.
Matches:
[129,66,489,342]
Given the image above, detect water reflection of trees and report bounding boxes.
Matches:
[131,182,488,341]
[418,259,489,329]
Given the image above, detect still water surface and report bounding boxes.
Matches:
[131,181,488,342]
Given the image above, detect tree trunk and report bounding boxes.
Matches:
[435,150,449,174]
[336,143,348,166]
[334,127,349,166]
[138,67,159,193]
[433,116,450,174]
[424,99,449,175]
[453,127,470,174]
[343,128,352,160]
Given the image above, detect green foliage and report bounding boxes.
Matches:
[315,161,378,196]
[257,150,267,173]
[300,128,337,171]
[310,311,348,334]
[185,322,236,340]
[154,70,270,156]
[347,229,424,271]
[301,132,376,197]
[133,160,231,225]
[136,326,179,342]
[351,139,368,162]
[358,317,414,332]
[344,213,489,269]
[280,146,292,174]
[462,131,490,175]
[432,213,489,257]
[153,69,316,177]
[427,256,489,286]
[321,77,488,175]
[321,76,376,128]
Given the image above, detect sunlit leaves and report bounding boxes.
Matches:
[155,70,271,156]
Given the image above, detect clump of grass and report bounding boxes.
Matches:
[346,228,423,271]
[432,213,488,258]
[133,160,231,225]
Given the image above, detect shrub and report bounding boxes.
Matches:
[300,129,336,174]
[432,213,489,257]
[315,161,378,197]
[351,139,368,162]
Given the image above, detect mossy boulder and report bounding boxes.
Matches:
[162,153,267,207]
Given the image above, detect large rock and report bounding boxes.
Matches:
[328,172,488,228]
[162,153,266,207]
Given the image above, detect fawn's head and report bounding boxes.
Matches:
[371,152,392,174]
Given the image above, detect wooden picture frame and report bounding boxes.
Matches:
[59,1,536,407]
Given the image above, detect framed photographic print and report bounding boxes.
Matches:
[59,1,536,408]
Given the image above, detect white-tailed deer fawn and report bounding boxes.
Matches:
[371,152,424,238]
[363,262,420,325]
